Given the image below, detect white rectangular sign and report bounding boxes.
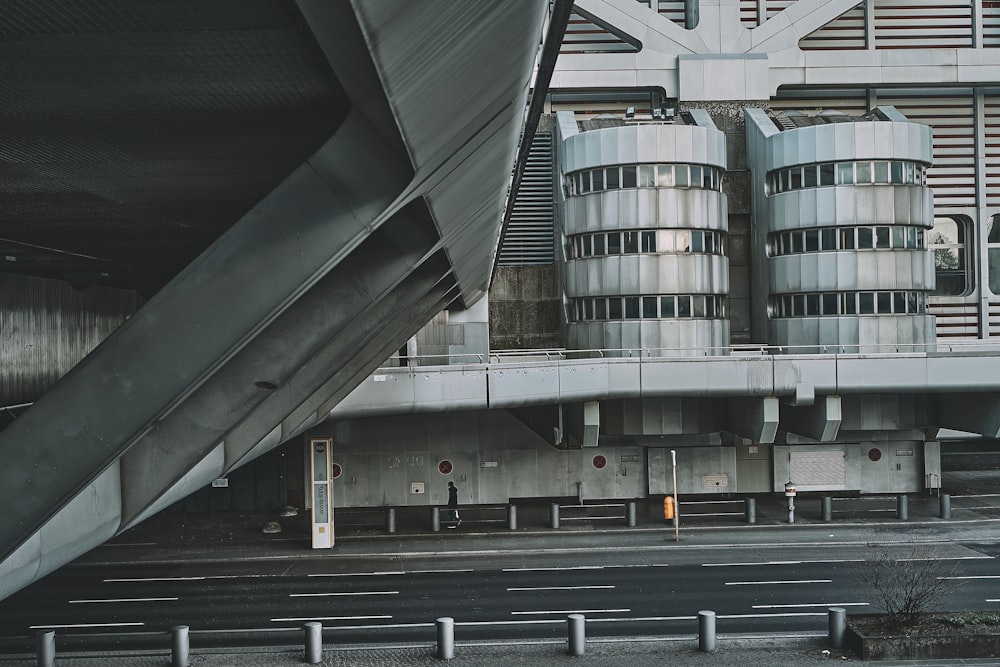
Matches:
[310,438,334,549]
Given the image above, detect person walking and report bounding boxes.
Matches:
[447,481,461,528]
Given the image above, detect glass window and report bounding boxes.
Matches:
[606,167,619,189]
[806,294,820,315]
[642,296,658,318]
[690,165,702,189]
[691,231,704,253]
[656,164,674,188]
[584,299,594,320]
[660,296,675,317]
[890,161,904,184]
[906,226,917,249]
[675,165,689,187]
[820,163,835,186]
[782,295,792,316]
[792,294,805,316]
[837,162,853,185]
[874,161,889,183]
[659,230,674,252]
[930,217,968,296]
[595,299,607,320]
[677,295,691,317]
[891,226,905,249]
[705,232,715,254]
[582,235,593,257]
[907,292,917,313]
[804,165,818,188]
[822,293,838,315]
[593,234,605,255]
[875,227,890,249]
[988,215,1000,296]
[792,232,804,253]
[639,165,655,187]
[894,292,906,313]
[780,170,791,192]
[607,233,622,254]
[856,161,871,184]
[624,231,639,254]
[904,162,915,184]
[580,172,591,193]
[877,292,892,313]
[821,228,837,250]
[641,231,656,253]
[859,292,874,314]
[703,167,713,189]
[858,226,873,249]
[805,230,819,252]
[608,298,623,319]
[842,292,856,315]
[790,168,802,190]
[840,228,855,250]
[593,169,604,191]
[622,166,636,189]
[675,230,691,252]
[625,297,640,319]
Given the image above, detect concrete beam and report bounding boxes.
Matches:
[936,393,1000,438]
[780,395,842,442]
[726,396,779,444]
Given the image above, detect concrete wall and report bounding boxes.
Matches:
[489,266,563,350]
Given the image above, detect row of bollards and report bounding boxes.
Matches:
[36,608,850,663]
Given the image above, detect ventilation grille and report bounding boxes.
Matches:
[929,301,980,338]
[656,0,687,26]
[874,0,973,49]
[986,2,1000,46]
[740,0,760,27]
[499,133,555,266]
[561,10,639,54]
[800,3,866,50]
[984,94,1000,206]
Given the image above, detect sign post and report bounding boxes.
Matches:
[671,449,679,542]
[310,438,334,549]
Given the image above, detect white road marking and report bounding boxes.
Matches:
[940,575,1000,580]
[504,566,606,572]
[986,599,1000,602]
[704,559,861,567]
[69,597,178,604]
[271,615,392,622]
[718,612,827,619]
[752,602,869,609]
[511,609,630,615]
[30,622,144,629]
[725,579,832,586]
[290,591,399,598]
[308,571,405,578]
[408,569,474,574]
[507,585,615,592]
[104,575,273,582]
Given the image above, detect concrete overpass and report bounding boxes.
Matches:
[0,1,566,600]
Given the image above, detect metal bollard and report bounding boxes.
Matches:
[171,625,190,667]
[386,507,396,534]
[744,497,756,524]
[36,629,54,667]
[940,493,951,519]
[698,610,716,653]
[304,621,323,664]
[896,494,909,521]
[567,614,586,656]
[550,502,560,529]
[625,501,637,527]
[821,496,832,522]
[436,617,455,660]
[828,607,846,649]
[507,503,518,530]
[430,506,441,532]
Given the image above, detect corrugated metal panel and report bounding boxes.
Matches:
[984,94,1000,206]
[560,10,639,54]
[878,90,976,207]
[800,3,866,50]
[985,1,1000,46]
[656,0,687,26]
[0,274,136,405]
[990,301,1000,336]
[741,0,761,27]
[790,449,847,490]
[499,133,555,265]
[929,301,980,337]
[874,0,973,49]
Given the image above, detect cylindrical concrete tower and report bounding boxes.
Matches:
[556,110,729,356]
[746,107,936,352]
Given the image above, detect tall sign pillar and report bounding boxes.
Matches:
[310,438,334,549]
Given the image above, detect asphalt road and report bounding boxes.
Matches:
[2,532,998,654]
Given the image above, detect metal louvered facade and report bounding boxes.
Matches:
[561,10,639,54]
[498,132,555,265]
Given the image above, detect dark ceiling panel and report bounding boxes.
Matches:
[0,0,348,295]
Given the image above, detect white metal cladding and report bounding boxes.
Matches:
[561,124,727,174]
[789,449,847,490]
[770,252,935,292]
[767,188,935,231]
[499,132,555,265]
[762,119,933,172]
[563,188,729,235]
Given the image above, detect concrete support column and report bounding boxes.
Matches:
[698,611,716,653]
[940,493,951,519]
[828,607,846,649]
[550,502,560,529]
[36,630,54,667]
[896,494,909,521]
[507,503,518,530]
[436,617,455,660]
[304,622,322,664]
[430,506,441,532]
[567,614,586,656]
[171,625,190,667]
[744,497,756,524]
[385,508,396,534]
[625,501,637,527]
[821,496,832,522]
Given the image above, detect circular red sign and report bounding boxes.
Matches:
[331,462,342,479]
[592,455,608,470]
[868,448,882,462]
[438,460,454,475]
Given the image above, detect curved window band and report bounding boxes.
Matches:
[766,159,927,195]
[566,163,723,197]
[569,228,724,259]
[570,294,726,322]
[768,225,925,256]
[770,290,927,318]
